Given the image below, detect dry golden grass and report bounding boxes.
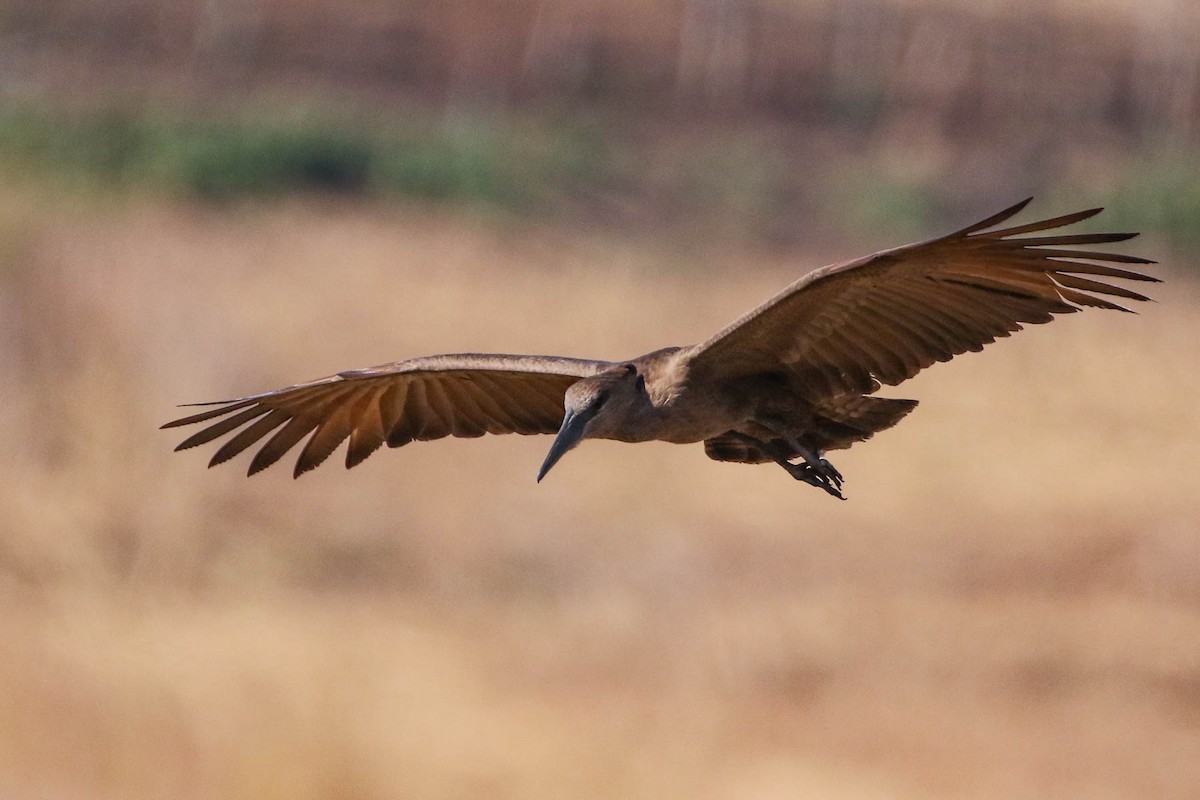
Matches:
[2,187,1198,799]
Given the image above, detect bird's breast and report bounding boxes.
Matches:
[595,385,750,445]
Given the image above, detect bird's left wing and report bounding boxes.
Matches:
[684,199,1158,398]
[163,354,609,477]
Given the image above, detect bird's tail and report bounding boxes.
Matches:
[810,395,918,451]
[703,395,918,464]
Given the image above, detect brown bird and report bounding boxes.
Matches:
[164,199,1157,498]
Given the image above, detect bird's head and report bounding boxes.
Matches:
[537,363,645,482]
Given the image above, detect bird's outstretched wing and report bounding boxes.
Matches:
[685,199,1158,397]
[163,354,608,477]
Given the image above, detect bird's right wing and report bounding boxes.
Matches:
[684,199,1158,398]
[162,354,609,477]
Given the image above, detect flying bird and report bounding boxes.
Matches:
[164,199,1157,498]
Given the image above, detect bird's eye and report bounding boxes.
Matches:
[593,391,610,409]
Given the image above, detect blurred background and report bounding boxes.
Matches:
[2,1,1199,797]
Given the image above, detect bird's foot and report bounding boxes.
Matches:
[783,461,846,500]
[815,458,843,488]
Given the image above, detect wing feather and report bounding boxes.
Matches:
[250,415,322,475]
[174,406,270,451]
[1032,249,1154,265]
[294,386,374,477]
[685,202,1157,397]
[405,380,443,440]
[386,382,424,448]
[875,293,958,360]
[164,354,606,476]
[949,197,1035,235]
[1055,288,1132,313]
[879,289,968,357]
[163,400,257,429]
[960,201,1094,236]
[422,379,468,438]
[456,379,520,434]
[345,385,388,468]
[860,300,943,370]
[798,334,878,396]
[846,312,912,383]
[1052,273,1153,302]
[209,409,289,468]
[1005,232,1137,247]
[472,373,546,433]
[434,380,489,438]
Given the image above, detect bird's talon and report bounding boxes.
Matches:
[819,478,845,500]
[787,462,845,498]
[820,459,844,483]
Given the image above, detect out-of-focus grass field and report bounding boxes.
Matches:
[1,183,1198,799]
[3,0,1200,797]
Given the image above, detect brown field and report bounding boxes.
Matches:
[1,186,1198,799]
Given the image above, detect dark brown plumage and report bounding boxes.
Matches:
[164,199,1158,497]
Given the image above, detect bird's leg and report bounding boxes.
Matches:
[754,417,844,489]
[726,432,845,500]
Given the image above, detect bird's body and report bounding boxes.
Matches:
[165,200,1158,498]
[564,347,755,445]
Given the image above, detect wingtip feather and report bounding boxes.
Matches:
[953,197,1034,236]
[161,399,256,429]
[293,460,318,479]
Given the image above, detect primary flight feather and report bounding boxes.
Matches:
[164,199,1158,498]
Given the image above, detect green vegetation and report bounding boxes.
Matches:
[0,104,613,209]
[0,102,1196,252]
[826,173,941,241]
[1099,152,1200,251]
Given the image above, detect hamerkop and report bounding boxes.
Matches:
[165,199,1157,499]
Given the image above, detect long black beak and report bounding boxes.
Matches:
[537,408,591,482]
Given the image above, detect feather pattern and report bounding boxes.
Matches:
[164,201,1156,487]
[163,354,607,476]
[686,198,1158,397]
